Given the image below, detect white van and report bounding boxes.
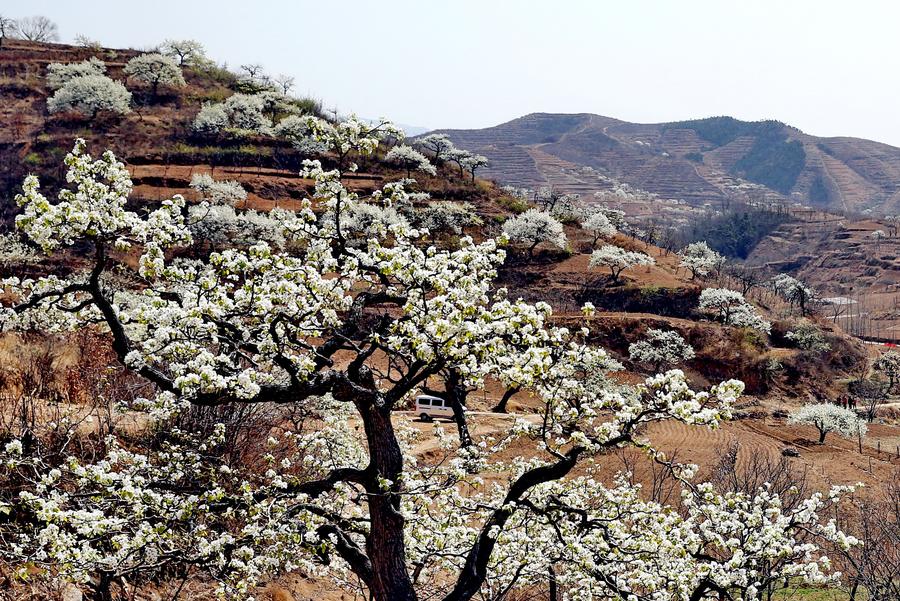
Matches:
[415,394,454,422]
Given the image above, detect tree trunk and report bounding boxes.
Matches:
[445,369,472,448]
[818,428,827,444]
[492,386,519,413]
[360,403,417,601]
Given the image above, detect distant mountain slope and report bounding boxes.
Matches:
[435,113,900,213]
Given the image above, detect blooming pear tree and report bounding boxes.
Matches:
[192,102,229,134]
[276,114,404,171]
[415,133,455,163]
[189,173,248,206]
[46,74,132,118]
[384,145,437,178]
[785,320,830,353]
[46,57,106,90]
[679,241,724,280]
[0,135,858,601]
[873,350,900,393]
[407,201,483,240]
[222,93,269,133]
[161,38,208,67]
[123,53,186,99]
[582,210,616,247]
[698,288,771,334]
[502,209,567,258]
[460,153,488,182]
[771,274,816,315]
[447,147,474,177]
[788,403,867,444]
[590,244,655,283]
[533,187,584,222]
[629,328,696,372]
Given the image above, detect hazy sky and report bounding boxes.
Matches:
[8,1,900,145]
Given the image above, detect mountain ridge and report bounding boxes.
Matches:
[433,112,900,214]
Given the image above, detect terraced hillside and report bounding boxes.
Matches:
[746,215,900,341]
[437,113,900,213]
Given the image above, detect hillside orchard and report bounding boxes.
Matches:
[0,102,864,599]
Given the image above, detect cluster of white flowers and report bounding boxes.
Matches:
[415,133,455,162]
[698,288,771,334]
[123,52,185,97]
[771,273,816,314]
[788,403,867,443]
[192,93,269,135]
[192,102,228,134]
[446,146,489,181]
[629,328,696,370]
[407,201,482,237]
[502,209,567,256]
[679,241,724,279]
[47,74,131,117]
[534,187,584,221]
[189,173,248,205]
[160,39,208,67]
[384,145,436,177]
[0,232,41,268]
[188,204,285,248]
[581,209,616,245]
[785,320,830,353]
[222,93,269,132]
[589,244,655,282]
[46,57,106,90]
[0,138,858,601]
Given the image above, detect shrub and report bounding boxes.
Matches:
[192,102,229,135]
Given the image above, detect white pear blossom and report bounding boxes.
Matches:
[47,75,131,117]
[679,241,724,279]
[698,288,771,334]
[123,52,186,97]
[192,102,229,135]
[503,209,567,257]
[788,403,867,443]
[384,145,437,177]
[589,244,655,283]
[46,57,106,90]
[189,173,247,206]
[582,210,616,246]
[629,328,695,371]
